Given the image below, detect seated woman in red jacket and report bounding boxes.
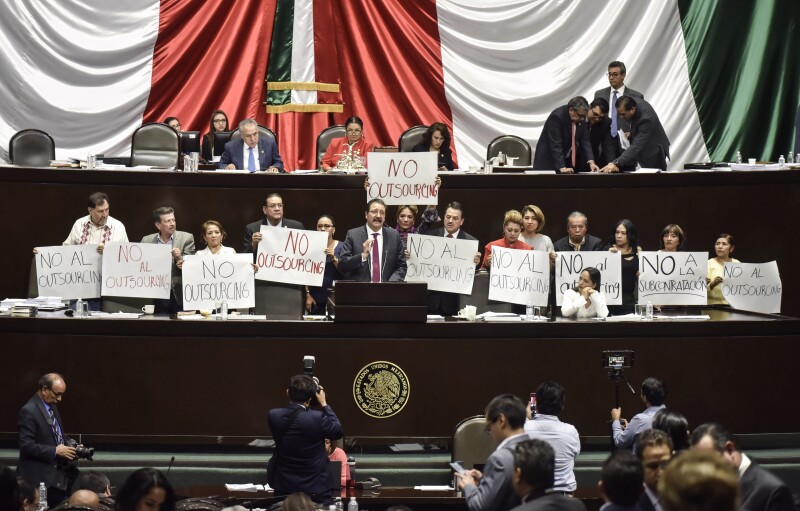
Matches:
[321,116,375,171]
[481,209,532,269]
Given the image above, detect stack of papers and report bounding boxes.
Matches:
[414,485,453,491]
[224,483,271,492]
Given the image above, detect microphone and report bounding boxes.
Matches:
[166,456,175,477]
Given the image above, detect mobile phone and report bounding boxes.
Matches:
[449,462,467,474]
[530,393,537,416]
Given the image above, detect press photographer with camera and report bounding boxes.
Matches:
[267,363,343,505]
[17,373,92,507]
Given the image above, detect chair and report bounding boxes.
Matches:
[316,125,346,168]
[252,281,304,320]
[231,124,278,147]
[9,129,55,166]
[130,122,180,167]
[453,415,497,470]
[102,296,153,314]
[458,271,514,315]
[398,125,428,152]
[28,257,38,298]
[175,497,225,511]
[486,135,532,166]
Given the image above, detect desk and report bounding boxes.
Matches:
[1,308,797,440]
[2,166,798,316]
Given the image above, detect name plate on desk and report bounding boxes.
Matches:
[333,282,427,322]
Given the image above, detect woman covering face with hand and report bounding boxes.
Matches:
[561,267,609,319]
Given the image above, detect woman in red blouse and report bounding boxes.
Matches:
[321,116,375,171]
[481,209,532,269]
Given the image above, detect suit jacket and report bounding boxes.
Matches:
[411,142,455,170]
[552,234,607,253]
[218,138,284,172]
[580,117,616,169]
[614,99,670,171]
[594,86,644,134]
[463,434,530,511]
[243,218,306,254]
[339,225,407,282]
[637,490,657,511]
[267,403,343,496]
[509,493,587,511]
[424,227,478,316]
[17,394,73,490]
[533,105,593,172]
[740,461,794,511]
[140,231,196,285]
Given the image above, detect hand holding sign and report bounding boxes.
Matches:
[367,152,438,205]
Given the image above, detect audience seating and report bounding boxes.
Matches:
[9,128,55,167]
[486,135,532,166]
[316,125,346,168]
[453,415,497,470]
[130,122,180,167]
[231,124,278,147]
[398,125,428,152]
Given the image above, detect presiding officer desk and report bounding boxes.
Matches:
[1,165,799,443]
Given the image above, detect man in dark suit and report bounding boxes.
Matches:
[594,61,644,164]
[508,439,587,511]
[550,212,606,256]
[17,373,78,508]
[600,97,671,172]
[579,98,616,170]
[635,429,673,511]
[598,451,645,511]
[422,202,481,316]
[243,193,305,254]
[691,423,794,511]
[339,198,406,282]
[218,118,283,172]
[267,374,343,504]
[533,97,599,173]
[141,206,196,313]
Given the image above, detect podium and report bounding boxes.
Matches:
[332,282,427,322]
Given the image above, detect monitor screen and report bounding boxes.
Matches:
[179,131,200,154]
[212,131,233,161]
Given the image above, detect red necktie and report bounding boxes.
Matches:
[371,233,380,283]
[446,233,453,238]
[571,123,576,168]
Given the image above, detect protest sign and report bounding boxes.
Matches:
[638,251,707,305]
[255,227,328,286]
[722,261,782,314]
[487,246,550,306]
[182,254,255,310]
[366,152,438,205]
[101,243,171,299]
[405,234,479,294]
[36,245,102,299]
[554,251,621,305]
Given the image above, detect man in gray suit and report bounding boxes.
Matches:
[338,198,406,282]
[594,61,644,167]
[141,206,196,313]
[457,394,530,511]
[600,97,671,172]
[243,193,305,254]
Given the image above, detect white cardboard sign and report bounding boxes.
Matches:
[722,261,782,314]
[554,251,622,305]
[367,152,439,205]
[36,245,102,299]
[487,246,550,306]
[255,226,328,286]
[405,233,479,294]
[101,243,172,299]
[182,254,256,310]
[638,251,708,305]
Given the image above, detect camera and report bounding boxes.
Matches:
[303,355,321,405]
[66,439,95,460]
[602,350,634,369]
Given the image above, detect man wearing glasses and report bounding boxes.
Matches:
[219,118,283,173]
[17,373,77,507]
[338,198,406,282]
[243,193,305,253]
[594,61,644,167]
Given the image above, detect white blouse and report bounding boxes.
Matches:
[561,288,608,318]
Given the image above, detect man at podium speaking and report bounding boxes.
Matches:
[339,198,406,282]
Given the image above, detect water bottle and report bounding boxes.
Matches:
[38,482,48,510]
[735,151,742,164]
[220,300,228,320]
[346,456,356,489]
[328,506,336,511]
[334,497,344,511]
[525,301,534,321]
[778,155,785,169]
[788,151,794,165]
[645,301,654,320]
[348,497,358,511]
[75,298,84,318]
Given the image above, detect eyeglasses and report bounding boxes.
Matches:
[267,203,284,209]
[606,72,622,78]
[213,118,227,123]
[317,224,333,229]
[346,129,362,134]
[368,209,384,215]
[47,387,65,398]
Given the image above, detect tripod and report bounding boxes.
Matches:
[608,368,636,447]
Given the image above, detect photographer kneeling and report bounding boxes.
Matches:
[267,374,343,505]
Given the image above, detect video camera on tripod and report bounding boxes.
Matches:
[603,350,636,407]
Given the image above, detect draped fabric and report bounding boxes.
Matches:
[0,0,160,158]
[437,0,707,170]
[678,0,800,161]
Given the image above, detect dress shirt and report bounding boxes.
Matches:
[362,226,384,276]
[612,404,666,450]
[643,484,661,511]
[561,289,609,319]
[243,144,260,171]
[196,245,236,255]
[568,237,586,251]
[608,86,627,112]
[63,215,128,245]
[738,452,752,478]
[445,229,461,238]
[155,233,174,247]
[524,415,580,492]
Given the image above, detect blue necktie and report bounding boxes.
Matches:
[248,147,256,172]
[610,90,618,136]
[49,408,63,445]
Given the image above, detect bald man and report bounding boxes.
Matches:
[69,489,100,509]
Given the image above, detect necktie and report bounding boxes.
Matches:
[571,123,576,168]
[49,408,63,445]
[611,90,618,136]
[446,233,453,238]
[248,147,256,172]
[371,233,380,283]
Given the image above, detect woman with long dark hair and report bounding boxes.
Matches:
[201,110,230,161]
[608,219,640,315]
[411,122,455,170]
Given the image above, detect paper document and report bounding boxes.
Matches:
[414,486,453,491]
[225,484,270,492]
[618,129,630,149]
